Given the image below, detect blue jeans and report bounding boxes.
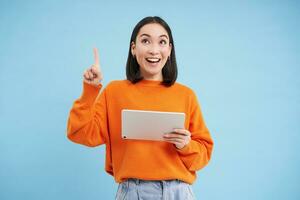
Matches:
[115,178,196,200]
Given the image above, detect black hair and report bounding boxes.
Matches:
[126,16,178,87]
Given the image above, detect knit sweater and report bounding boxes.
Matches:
[67,79,213,184]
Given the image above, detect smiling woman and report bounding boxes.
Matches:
[66,16,214,200]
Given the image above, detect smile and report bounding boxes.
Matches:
[145,58,161,63]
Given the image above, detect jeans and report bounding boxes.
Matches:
[115,178,196,200]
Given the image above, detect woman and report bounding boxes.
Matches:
[67,16,213,200]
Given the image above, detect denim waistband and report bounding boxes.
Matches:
[125,178,186,186]
[116,178,195,200]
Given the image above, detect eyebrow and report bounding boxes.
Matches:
[139,33,169,39]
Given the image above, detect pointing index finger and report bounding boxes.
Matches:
[93,47,100,67]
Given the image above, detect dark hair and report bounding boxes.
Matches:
[126,16,178,87]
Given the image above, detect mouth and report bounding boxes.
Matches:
[145,57,161,64]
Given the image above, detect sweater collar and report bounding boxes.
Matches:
[138,79,164,86]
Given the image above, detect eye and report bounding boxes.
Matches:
[141,39,150,44]
[160,40,167,45]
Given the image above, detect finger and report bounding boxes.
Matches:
[91,65,99,74]
[165,132,189,138]
[164,138,184,143]
[164,139,185,148]
[163,133,186,140]
[88,70,94,80]
[84,73,90,80]
[93,47,100,67]
[164,138,188,148]
[89,68,99,79]
[84,70,90,80]
[173,129,191,136]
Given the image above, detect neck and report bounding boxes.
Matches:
[142,72,163,81]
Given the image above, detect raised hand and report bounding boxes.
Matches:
[83,48,103,86]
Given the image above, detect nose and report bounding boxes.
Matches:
[148,43,160,55]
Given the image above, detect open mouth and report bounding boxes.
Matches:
[145,58,161,63]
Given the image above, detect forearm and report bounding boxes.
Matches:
[66,82,105,147]
[176,133,213,171]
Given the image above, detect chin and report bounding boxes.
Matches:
[146,68,162,75]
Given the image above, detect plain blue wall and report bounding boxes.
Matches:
[1,0,299,199]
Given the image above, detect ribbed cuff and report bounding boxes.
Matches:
[175,140,194,154]
[80,81,102,105]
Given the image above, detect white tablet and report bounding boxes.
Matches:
[121,109,185,141]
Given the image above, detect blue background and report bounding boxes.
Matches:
[1,0,299,199]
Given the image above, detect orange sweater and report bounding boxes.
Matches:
[67,79,213,184]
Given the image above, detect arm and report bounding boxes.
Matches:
[176,91,214,171]
[66,82,108,147]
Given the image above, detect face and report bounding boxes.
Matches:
[131,23,172,81]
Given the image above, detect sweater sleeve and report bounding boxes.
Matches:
[176,90,214,171]
[66,81,109,147]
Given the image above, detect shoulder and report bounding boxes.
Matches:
[103,79,130,91]
[174,82,202,110]
[172,82,196,97]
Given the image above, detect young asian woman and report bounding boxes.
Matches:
[67,16,214,200]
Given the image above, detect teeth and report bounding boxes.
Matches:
[146,58,160,63]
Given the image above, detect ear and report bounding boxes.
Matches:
[131,41,136,56]
[169,43,173,57]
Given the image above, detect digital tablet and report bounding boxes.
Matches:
[121,109,185,141]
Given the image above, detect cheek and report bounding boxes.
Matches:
[136,51,145,60]
[135,46,147,56]
[162,48,171,58]
[135,55,146,68]
[135,50,144,63]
